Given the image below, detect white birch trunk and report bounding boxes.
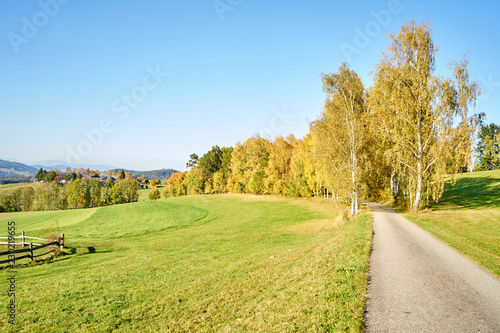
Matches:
[351,151,358,216]
[413,132,423,211]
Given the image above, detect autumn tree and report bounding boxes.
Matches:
[88,179,102,207]
[265,135,297,194]
[149,188,161,200]
[312,63,367,216]
[66,178,83,209]
[229,136,270,194]
[164,172,186,197]
[368,20,480,210]
[287,135,315,197]
[184,167,204,194]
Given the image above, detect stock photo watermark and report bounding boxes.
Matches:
[6,221,17,325]
[7,0,70,54]
[478,74,500,101]
[340,0,404,62]
[66,65,169,164]
[213,0,243,21]
[259,107,295,139]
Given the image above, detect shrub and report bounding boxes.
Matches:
[148,188,161,200]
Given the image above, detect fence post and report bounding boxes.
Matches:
[29,243,33,263]
[21,231,25,247]
[60,234,64,250]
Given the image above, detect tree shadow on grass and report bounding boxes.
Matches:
[0,244,112,270]
[432,176,500,210]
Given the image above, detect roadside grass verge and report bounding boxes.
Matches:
[0,195,372,332]
[405,170,500,277]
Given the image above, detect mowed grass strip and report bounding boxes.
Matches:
[0,195,372,332]
[405,169,500,277]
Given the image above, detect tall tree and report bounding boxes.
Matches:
[368,20,480,210]
[35,168,47,181]
[228,136,270,194]
[265,135,297,194]
[313,63,367,216]
[186,153,199,169]
[475,123,500,171]
[288,135,315,197]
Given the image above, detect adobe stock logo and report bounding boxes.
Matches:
[340,0,404,62]
[7,0,70,54]
[66,65,169,164]
[478,74,500,101]
[259,107,295,139]
[213,0,243,21]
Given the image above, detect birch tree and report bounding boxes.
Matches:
[313,63,366,216]
[368,20,480,210]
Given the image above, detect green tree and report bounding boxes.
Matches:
[111,181,126,204]
[476,123,500,171]
[35,168,47,182]
[83,185,92,208]
[44,170,57,182]
[101,178,114,206]
[186,153,199,168]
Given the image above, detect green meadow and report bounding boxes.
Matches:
[0,194,371,332]
[405,169,500,277]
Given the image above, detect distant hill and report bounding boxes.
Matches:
[0,159,38,183]
[0,159,179,183]
[129,169,179,180]
[31,160,118,172]
[0,159,38,177]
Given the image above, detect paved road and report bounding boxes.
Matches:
[365,202,500,333]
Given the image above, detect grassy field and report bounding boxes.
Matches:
[138,186,167,202]
[0,194,372,332]
[405,169,500,277]
[0,182,38,194]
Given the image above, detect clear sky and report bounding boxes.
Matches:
[1,0,499,171]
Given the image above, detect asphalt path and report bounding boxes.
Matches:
[364,202,500,332]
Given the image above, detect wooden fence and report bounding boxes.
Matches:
[0,231,64,265]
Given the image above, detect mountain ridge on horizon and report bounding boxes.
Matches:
[31,160,119,172]
[0,159,179,181]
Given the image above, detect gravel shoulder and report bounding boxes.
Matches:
[365,202,500,333]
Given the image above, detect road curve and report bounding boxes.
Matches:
[364,202,500,333]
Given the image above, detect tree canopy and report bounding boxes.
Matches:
[161,20,481,214]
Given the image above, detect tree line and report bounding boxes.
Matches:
[0,175,138,213]
[158,20,496,214]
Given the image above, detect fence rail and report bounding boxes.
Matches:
[0,231,64,265]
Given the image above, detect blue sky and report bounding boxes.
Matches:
[1,0,499,171]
